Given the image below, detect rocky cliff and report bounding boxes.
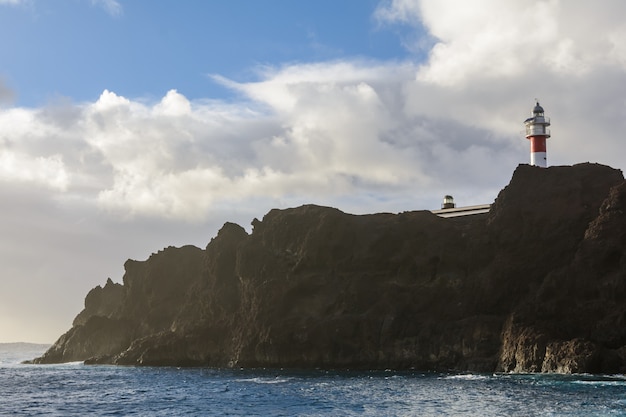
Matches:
[31,163,626,373]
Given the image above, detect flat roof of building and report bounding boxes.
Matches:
[431,204,491,218]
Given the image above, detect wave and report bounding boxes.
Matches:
[440,373,490,381]
[61,361,85,366]
[571,374,626,386]
[234,376,292,384]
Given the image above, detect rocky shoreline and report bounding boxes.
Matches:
[30,163,626,373]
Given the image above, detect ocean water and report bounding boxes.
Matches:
[1,344,626,416]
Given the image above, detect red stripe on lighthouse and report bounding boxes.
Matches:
[529,136,546,153]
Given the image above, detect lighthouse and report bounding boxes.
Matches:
[524,101,551,167]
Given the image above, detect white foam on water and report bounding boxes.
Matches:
[234,376,292,384]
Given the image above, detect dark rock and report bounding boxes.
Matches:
[73,278,124,327]
[31,163,626,373]
[497,172,626,373]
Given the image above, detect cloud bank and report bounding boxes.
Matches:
[4,1,625,225]
[0,63,518,225]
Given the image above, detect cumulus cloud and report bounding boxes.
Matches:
[0,151,68,190]
[0,108,70,190]
[0,72,502,228]
[0,66,440,223]
[98,0,622,217]
[423,1,625,84]
[2,1,625,230]
[376,0,626,169]
[3,30,626,223]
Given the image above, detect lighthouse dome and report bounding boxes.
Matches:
[533,102,544,114]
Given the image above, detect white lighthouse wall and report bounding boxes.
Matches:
[530,151,547,167]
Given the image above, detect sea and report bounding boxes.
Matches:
[1,343,625,416]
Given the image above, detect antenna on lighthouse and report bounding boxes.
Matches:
[523,101,551,167]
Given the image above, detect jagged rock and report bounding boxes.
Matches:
[497,172,626,373]
[31,163,626,373]
[73,278,124,326]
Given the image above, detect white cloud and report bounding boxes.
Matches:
[153,89,192,117]
[76,0,626,221]
[4,1,622,227]
[0,67,510,225]
[0,108,71,190]
[378,0,626,84]
[91,0,122,16]
[0,151,68,190]
[374,0,626,171]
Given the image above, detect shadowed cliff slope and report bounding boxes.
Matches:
[31,163,626,373]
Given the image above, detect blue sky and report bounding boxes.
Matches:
[1,0,626,343]
[1,0,418,106]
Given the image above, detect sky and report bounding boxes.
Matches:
[1,0,625,343]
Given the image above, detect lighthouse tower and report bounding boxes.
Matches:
[524,102,551,167]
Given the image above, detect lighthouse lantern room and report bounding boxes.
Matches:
[442,195,455,209]
[524,102,551,167]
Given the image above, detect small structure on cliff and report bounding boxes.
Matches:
[432,194,490,218]
[431,202,491,218]
[524,101,551,167]
[441,195,456,209]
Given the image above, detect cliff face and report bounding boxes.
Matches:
[32,163,626,373]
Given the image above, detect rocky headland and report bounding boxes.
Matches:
[31,163,626,373]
